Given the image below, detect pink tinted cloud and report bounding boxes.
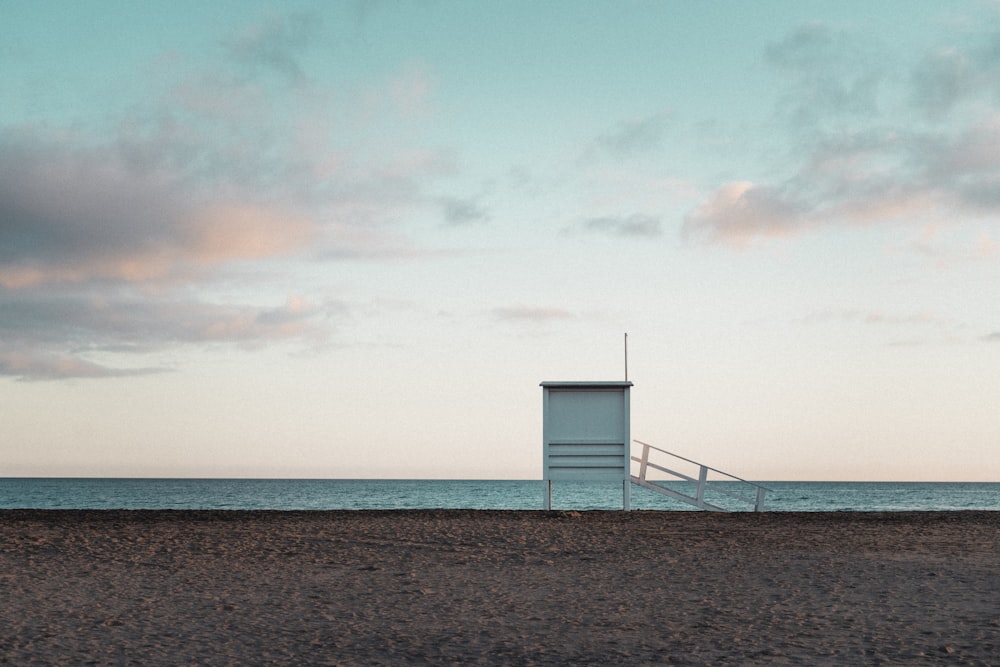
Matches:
[0,10,456,379]
[0,292,332,381]
[0,349,163,381]
[0,291,327,346]
[0,130,323,289]
[905,225,999,268]
[683,118,1000,248]
[184,204,317,264]
[0,200,319,289]
[682,182,808,247]
[687,23,1000,249]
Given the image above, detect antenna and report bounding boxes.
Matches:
[624,332,628,381]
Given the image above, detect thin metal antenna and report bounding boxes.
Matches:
[624,332,628,381]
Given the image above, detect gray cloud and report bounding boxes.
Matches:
[0,10,462,380]
[0,132,319,288]
[984,332,1000,342]
[580,214,662,238]
[0,288,338,380]
[439,196,489,226]
[764,22,886,125]
[685,21,1000,248]
[1,291,333,347]
[492,306,574,323]
[0,350,166,382]
[910,47,978,120]
[909,29,1000,121]
[593,111,672,158]
[0,134,198,286]
[799,308,963,347]
[223,12,321,83]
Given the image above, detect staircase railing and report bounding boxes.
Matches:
[630,440,769,512]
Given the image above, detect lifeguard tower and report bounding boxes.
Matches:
[541,381,632,510]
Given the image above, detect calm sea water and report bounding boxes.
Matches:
[1,479,998,511]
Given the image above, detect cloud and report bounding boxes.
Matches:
[800,308,963,346]
[0,291,332,349]
[0,289,338,381]
[0,7,470,379]
[801,308,957,332]
[578,214,662,238]
[685,116,1000,247]
[0,11,460,380]
[492,306,575,323]
[905,224,1000,268]
[439,196,489,226]
[910,47,978,120]
[0,135,319,288]
[683,182,807,247]
[984,332,1000,342]
[918,116,1000,212]
[909,24,1000,121]
[186,204,317,263]
[0,125,339,377]
[0,350,165,382]
[686,20,1000,249]
[223,12,321,83]
[764,22,885,124]
[593,111,672,158]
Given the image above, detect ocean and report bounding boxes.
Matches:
[1,478,998,511]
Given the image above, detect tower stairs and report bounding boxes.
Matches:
[630,440,769,512]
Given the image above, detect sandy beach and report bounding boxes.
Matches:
[1,510,997,665]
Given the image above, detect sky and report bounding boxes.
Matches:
[1,1,998,481]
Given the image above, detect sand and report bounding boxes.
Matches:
[1,510,998,666]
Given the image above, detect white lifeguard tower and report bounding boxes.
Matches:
[541,380,632,510]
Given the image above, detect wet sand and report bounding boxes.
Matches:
[1,510,998,665]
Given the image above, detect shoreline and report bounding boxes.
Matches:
[3,510,998,664]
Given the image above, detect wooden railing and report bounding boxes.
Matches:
[630,440,769,512]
